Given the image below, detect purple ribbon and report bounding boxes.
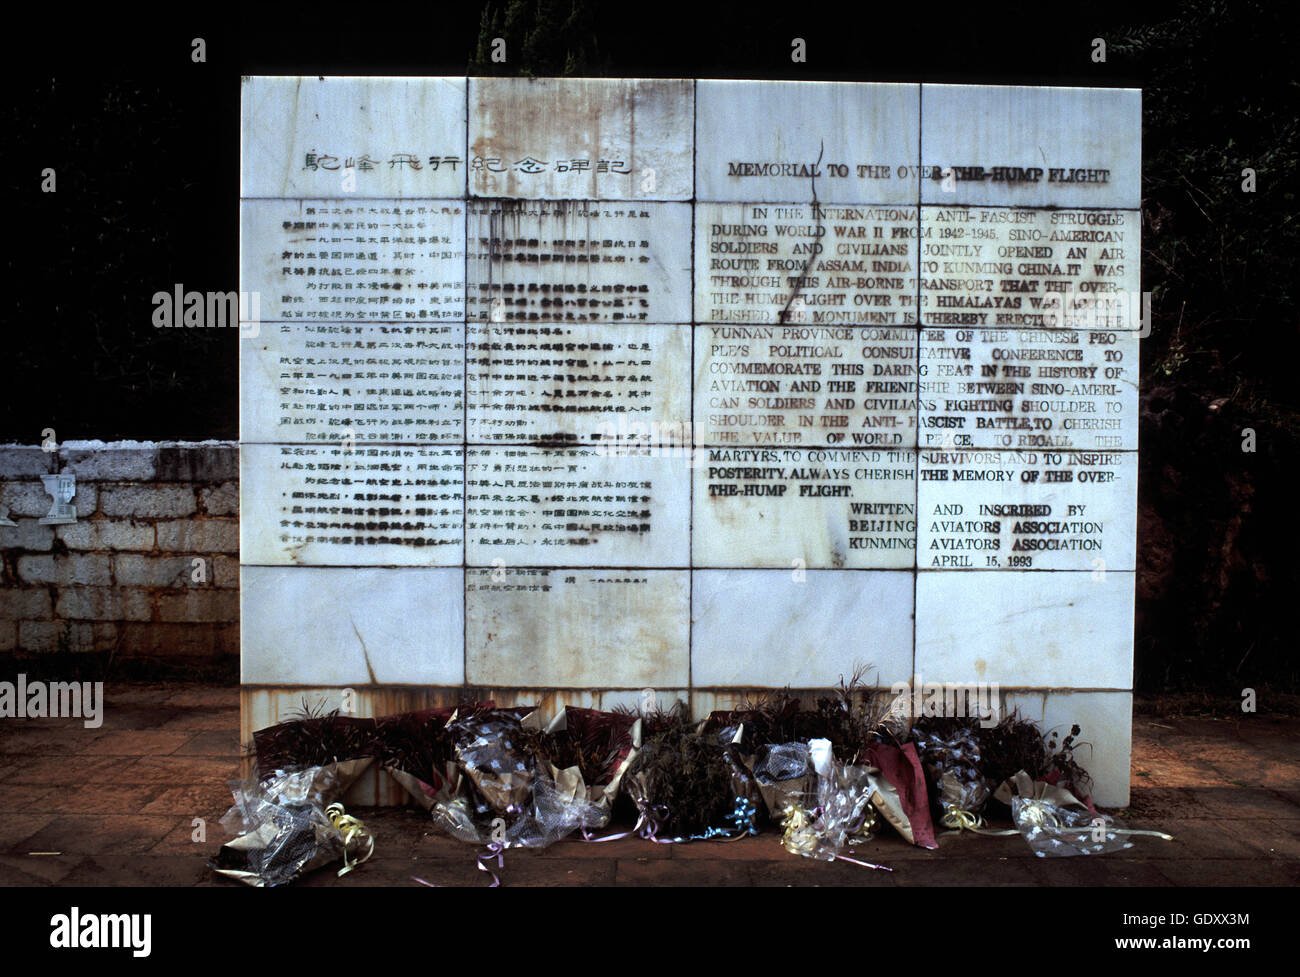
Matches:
[476,841,505,887]
[833,852,892,872]
[581,804,676,844]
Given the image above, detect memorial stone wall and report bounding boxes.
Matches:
[239,77,1141,805]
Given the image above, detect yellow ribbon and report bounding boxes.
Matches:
[1111,828,1175,840]
[941,806,1020,836]
[779,802,819,856]
[849,806,877,843]
[1014,800,1063,832]
[778,801,891,871]
[325,802,375,877]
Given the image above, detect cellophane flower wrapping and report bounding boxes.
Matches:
[379,704,631,850]
[912,723,992,824]
[448,706,539,812]
[1000,770,1143,857]
[420,706,533,845]
[427,705,612,850]
[212,763,370,886]
[220,759,373,836]
[211,707,387,886]
[537,706,639,831]
[776,738,876,861]
[211,803,343,887]
[750,741,816,820]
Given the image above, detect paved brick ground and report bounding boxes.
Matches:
[1,684,1297,886]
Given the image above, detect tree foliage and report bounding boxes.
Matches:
[469,0,608,76]
[1111,2,1300,692]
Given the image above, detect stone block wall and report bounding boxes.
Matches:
[0,442,239,672]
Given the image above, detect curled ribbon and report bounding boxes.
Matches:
[942,806,1019,836]
[850,806,878,843]
[639,804,679,843]
[324,802,375,877]
[477,840,505,887]
[724,797,760,839]
[779,802,892,871]
[675,798,761,843]
[780,802,818,856]
[580,804,677,844]
[1015,799,1063,832]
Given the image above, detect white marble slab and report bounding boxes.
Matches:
[240,444,463,566]
[915,570,1134,688]
[694,325,917,448]
[241,76,467,198]
[465,446,690,567]
[692,447,916,569]
[240,199,465,323]
[240,322,464,444]
[920,85,1141,208]
[467,322,691,445]
[696,81,920,204]
[695,202,919,325]
[465,568,690,687]
[240,566,465,685]
[1004,690,1133,808]
[691,569,913,687]
[917,448,1135,571]
[919,207,1141,330]
[468,77,693,200]
[466,200,691,325]
[920,327,1138,451]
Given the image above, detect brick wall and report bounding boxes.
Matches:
[0,442,238,674]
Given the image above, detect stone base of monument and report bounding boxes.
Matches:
[241,686,1132,807]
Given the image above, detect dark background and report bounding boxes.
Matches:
[2,1,1296,697]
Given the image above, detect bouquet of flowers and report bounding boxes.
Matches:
[537,706,639,830]
[427,706,541,846]
[775,739,891,871]
[211,787,374,886]
[622,710,762,842]
[995,770,1173,857]
[377,702,494,812]
[211,704,381,886]
[912,720,992,830]
[250,704,379,801]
